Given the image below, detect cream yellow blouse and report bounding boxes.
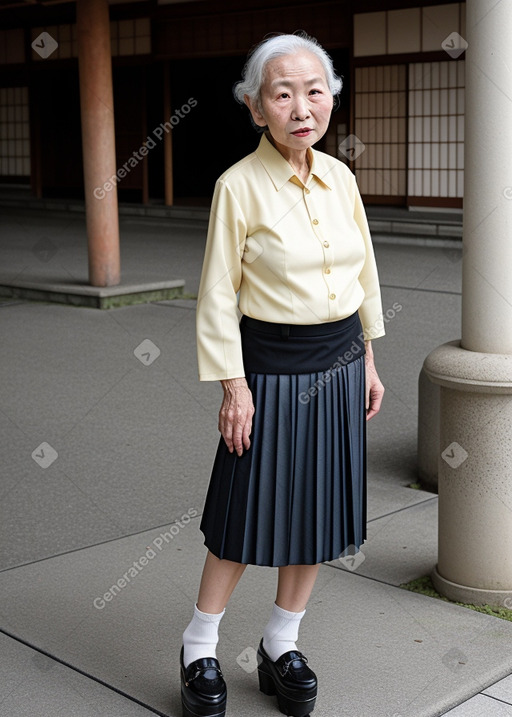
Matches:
[196,133,384,381]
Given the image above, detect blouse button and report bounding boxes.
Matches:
[323,241,329,248]
[325,268,331,275]
[312,219,319,225]
[329,293,336,300]
[305,188,310,194]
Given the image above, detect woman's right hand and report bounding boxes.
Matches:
[219,378,255,457]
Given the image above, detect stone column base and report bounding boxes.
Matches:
[424,340,512,610]
[417,366,440,491]
[432,565,512,609]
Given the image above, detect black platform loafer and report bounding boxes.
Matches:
[180,647,227,717]
[257,640,317,717]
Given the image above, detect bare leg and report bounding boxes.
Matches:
[275,564,321,612]
[196,550,247,614]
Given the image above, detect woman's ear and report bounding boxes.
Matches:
[244,94,267,128]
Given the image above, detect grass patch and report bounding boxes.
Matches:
[400,576,512,622]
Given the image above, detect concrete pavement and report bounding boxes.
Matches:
[1,208,512,716]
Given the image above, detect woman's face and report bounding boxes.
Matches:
[246,51,334,156]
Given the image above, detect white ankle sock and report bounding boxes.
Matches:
[262,603,306,662]
[182,604,225,668]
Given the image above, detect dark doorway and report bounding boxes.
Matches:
[35,64,83,198]
[168,54,256,204]
[113,65,146,203]
[167,47,351,205]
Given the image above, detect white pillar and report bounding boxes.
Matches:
[461,0,512,352]
[423,0,512,608]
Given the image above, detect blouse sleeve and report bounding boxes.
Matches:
[196,178,248,381]
[352,177,386,341]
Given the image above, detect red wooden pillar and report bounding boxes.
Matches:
[77,0,120,287]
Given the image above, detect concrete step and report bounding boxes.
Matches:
[0,278,185,309]
[0,192,462,240]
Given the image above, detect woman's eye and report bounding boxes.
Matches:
[279,92,290,99]
[310,89,321,95]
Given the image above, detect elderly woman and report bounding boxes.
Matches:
[180,32,384,717]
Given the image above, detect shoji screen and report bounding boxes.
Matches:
[0,87,30,177]
[354,65,407,199]
[408,61,465,199]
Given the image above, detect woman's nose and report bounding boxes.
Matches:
[291,96,310,120]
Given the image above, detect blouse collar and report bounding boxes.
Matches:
[255,133,334,192]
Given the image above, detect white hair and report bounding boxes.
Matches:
[233,32,342,110]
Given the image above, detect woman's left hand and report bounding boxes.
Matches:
[365,341,385,421]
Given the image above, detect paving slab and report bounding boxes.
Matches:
[308,574,512,717]
[366,477,435,522]
[2,520,512,717]
[0,301,219,569]
[0,632,161,717]
[328,496,439,586]
[485,675,512,704]
[374,243,463,295]
[442,694,512,716]
[375,285,461,412]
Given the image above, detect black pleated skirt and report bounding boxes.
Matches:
[200,312,367,567]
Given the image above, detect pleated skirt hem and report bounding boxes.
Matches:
[200,357,367,567]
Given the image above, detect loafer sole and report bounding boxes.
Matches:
[181,692,226,717]
[258,664,317,717]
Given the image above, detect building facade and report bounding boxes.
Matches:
[0,0,465,208]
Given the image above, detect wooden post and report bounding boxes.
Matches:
[77,0,121,287]
[163,61,174,206]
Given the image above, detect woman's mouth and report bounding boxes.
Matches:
[291,128,313,137]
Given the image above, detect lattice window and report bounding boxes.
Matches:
[353,65,407,198]
[30,19,151,60]
[0,87,30,177]
[110,18,151,56]
[408,61,465,198]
